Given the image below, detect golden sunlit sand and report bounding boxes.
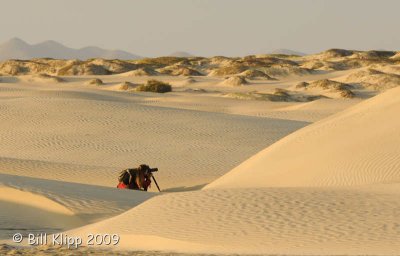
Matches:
[1,50,400,255]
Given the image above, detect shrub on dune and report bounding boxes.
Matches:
[171,67,203,76]
[295,81,309,89]
[240,69,276,80]
[135,57,185,67]
[344,69,400,91]
[220,75,248,86]
[87,78,103,85]
[136,79,172,93]
[119,81,137,91]
[208,64,247,76]
[321,49,354,58]
[125,67,158,76]
[297,79,355,99]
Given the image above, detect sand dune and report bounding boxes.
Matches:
[85,78,104,85]
[63,85,400,254]
[1,51,400,255]
[158,66,203,76]
[344,68,400,91]
[121,68,159,77]
[173,76,197,86]
[64,83,400,255]
[239,69,276,80]
[206,86,400,189]
[136,91,360,122]
[219,75,248,86]
[294,79,355,98]
[0,50,398,80]
[22,74,65,83]
[0,174,154,223]
[0,78,306,190]
[0,186,83,241]
[0,173,154,241]
[69,185,400,254]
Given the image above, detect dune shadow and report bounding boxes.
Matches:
[0,76,20,83]
[162,183,207,192]
[0,199,83,240]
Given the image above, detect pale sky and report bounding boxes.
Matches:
[1,0,399,56]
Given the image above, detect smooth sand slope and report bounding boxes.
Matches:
[206,86,400,189]
[0,186,83,239]
[69,185,400,255]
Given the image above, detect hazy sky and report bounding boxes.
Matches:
[1,0,399,56]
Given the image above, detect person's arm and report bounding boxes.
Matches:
[142,173,152,191]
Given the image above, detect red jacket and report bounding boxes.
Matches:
[117,179,151,191]
[117,182,129,189]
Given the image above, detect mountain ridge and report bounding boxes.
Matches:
[0,37,142,60]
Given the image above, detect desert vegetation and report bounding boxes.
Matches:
[225,88,325,102]
[239,69,276,80]
[123,67,158,76]
[295,79,355,98]
[344,68,400,91]
[86,78,103,85]
[0,49,398,81]
[220,75,248,86]
[136,79,172,93]
[119,81,137,91]
[0,49,399,101]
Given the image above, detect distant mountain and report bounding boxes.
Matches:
[169,51,194,57]
[269,49,307,56]
[0,37,142,61]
